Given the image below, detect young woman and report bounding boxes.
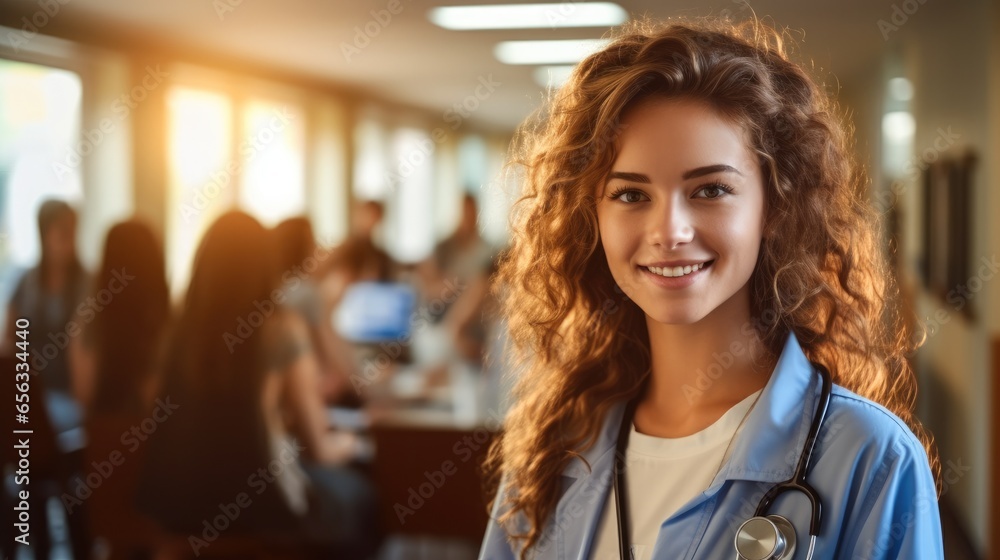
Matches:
[479,19,943,560]
[66,219,171,558]
[73,219,172,414]
[273,217,356,405]
[4,199,92,560]
[5,199,90,436]
[136,211,378,559]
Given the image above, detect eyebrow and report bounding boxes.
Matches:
[606,164,743,183]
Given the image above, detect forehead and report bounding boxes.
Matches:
[611,97,756,175]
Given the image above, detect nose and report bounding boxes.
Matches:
[648,196,694,249]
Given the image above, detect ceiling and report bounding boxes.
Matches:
[0,0,895,133]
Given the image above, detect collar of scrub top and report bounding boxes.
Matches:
[552,331,826,551]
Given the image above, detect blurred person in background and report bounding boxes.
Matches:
[318,199,402,404]
[274,217,356,406]
[320,199,397,305]
[401,193,498,400]
[135,211,378,559]
[432,193,493,284]
[72,219,171,414]
[68,219,171,559]
[5,199,91,439]
[3,198,92,560]
[442,254,502,371]
[427,192,496,365]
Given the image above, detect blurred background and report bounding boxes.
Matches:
[0,0,996,559]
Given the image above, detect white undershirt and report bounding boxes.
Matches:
[589,390,762,560]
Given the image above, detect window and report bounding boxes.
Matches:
[166,85,311,298]
[353,115,390,201]
[0,60,83,269]
[167,86,233,299]
[389,127,436,262]
[0,59,83,335]
[238,100,306,226]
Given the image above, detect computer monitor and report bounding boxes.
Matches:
[333,281,415,343]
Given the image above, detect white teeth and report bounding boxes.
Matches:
[647,262,708,278]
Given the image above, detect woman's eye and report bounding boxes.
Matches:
[695,183,733,199]
[610,189,646,203]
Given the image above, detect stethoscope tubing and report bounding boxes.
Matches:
[614,361,834,560]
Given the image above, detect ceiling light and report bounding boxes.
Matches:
[495,39,608,65]
[429,3,627,30]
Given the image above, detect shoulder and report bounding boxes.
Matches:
[823,385,929,461]
[8,267,38,306]
[815,387,943,556]
[814,384,937,509]
[261,309,312,370]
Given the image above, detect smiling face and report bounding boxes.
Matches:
[596,96,766,327]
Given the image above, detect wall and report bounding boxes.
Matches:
[890,0,994,553]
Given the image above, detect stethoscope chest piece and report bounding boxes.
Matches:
[735,515,797,560]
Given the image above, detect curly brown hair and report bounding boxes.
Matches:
[483,17,938,558]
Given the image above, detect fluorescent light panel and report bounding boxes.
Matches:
[495,39,608,65]
[429,2,627,30]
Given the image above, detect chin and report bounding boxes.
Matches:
[645,308,708,326]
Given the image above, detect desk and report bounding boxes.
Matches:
[367,407,499,541]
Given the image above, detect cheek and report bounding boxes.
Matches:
[597,219,645,297]
[597,213,632,264]
[712,206,764,269]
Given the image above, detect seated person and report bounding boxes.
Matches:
[136,211,378,559]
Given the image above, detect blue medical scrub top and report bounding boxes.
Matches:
[478,332,944,559]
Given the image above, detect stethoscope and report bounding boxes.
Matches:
[613,361,833,560]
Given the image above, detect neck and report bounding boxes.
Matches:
[634,289,775,438]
